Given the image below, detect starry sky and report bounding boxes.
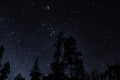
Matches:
[0,0,120,80]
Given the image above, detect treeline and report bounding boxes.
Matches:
[0,32,120,80]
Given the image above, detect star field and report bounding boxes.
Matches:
[0,0,120,80]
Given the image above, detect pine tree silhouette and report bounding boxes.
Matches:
[14,74,25,80]
[30,57,43,80]
[63,36,87,80]
[2,33,120,80]
[50,32,66,80]
[103,64,120,80]
[91,70,101,80]
[0,62,10,80]
[0,45,4,67]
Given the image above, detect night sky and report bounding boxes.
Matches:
[0,0,120,80]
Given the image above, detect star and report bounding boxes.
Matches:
[17,40,21,43]
[32,2,35,6]
[46,63,50,67]
[109,45,113,48]
[10,32,15,35]
[0,18,3,22]
[17,25,20,27]
[46,5,50,11]
[50,30,56,38]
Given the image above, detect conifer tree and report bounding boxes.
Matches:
[14,74,25,80]
[50,32,66,80]
[104,64,120,80]
[0,62,10,80]
[91,70,101,80]
[0,45,4,67]
[64,36,87,80]
[30,57,43,80]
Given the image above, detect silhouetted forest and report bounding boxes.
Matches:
[0,32,120,80]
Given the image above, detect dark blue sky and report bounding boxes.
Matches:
[0,0,120,80]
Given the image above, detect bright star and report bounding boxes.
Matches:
[46,5,50,10]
